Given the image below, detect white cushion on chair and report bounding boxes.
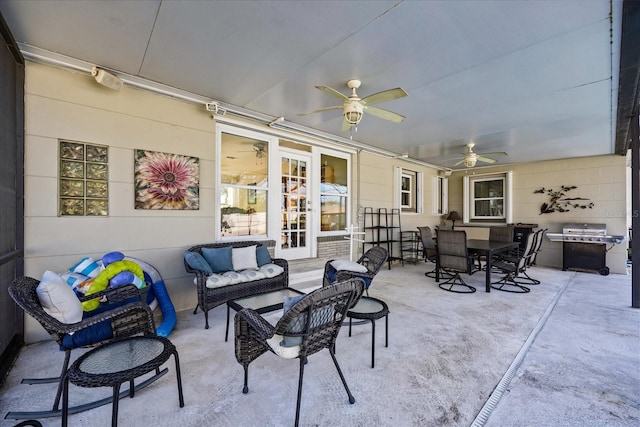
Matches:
[266,334,300,359]
[36,271,83,324]
[330,260,368,273]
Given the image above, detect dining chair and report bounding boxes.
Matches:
[417,226,439,278]
[435,229,481,293]
[490,231,537,293]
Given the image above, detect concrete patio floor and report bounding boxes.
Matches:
[1,262,638,426]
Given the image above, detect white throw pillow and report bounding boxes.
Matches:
[36,271,83,324]
[232,245,259,271]
[259,263,285,278]
[330,260,368,273]
[205,273,232,288]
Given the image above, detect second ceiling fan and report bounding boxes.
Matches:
[298,79,408,131]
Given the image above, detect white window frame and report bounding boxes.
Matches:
[395,167,423,214]
[215,123,278,241]
[463,171,513,224]
[432,176,449,215]
[318,148,351,236]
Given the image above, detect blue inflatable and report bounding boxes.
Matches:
[124,256,176,337]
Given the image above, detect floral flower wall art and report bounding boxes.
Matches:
[135,149,199,210]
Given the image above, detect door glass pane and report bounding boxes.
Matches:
[281,156,307,248]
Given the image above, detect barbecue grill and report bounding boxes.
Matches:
[547,223,627,275]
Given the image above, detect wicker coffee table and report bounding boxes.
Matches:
[62,336,184,427]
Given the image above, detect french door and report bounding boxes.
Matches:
[279,152,313,259]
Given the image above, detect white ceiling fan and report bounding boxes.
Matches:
[454,143,507,168]
[298,79,408,131]
[237,141,266,158]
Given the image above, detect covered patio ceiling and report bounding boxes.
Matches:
[0,1,638,169]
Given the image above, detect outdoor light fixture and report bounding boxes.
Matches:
[463,155,477,168]
[91,66,123,91]
[343,101,363,126]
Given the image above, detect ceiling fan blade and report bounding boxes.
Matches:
[361,88,408,106]
[476,156,497,164]
[364,105,406,123]
[454,159,466,166]
[341,118,352,131]
[297,105,342,116]
[315,85,349,101]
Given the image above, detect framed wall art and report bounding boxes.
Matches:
[134,149,200,210]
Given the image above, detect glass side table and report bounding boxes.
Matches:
[62,336,184,427]
[346,296,390,368]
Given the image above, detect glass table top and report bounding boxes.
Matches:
[78,337,165,375]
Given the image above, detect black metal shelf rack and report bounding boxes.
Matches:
[362,207,403,269]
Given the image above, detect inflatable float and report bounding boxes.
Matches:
[125,256,176,338]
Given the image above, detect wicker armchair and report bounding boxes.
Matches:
[184,241,289,329]
[322,246,387,295]
[7,277,157,419]
[234,278,365,427]
[435,229,481,293]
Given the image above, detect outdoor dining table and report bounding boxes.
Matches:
[435,239,520,293]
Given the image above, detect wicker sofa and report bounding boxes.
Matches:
[184,241,289,329]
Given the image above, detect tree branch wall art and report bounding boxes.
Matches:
[533,185,594,214]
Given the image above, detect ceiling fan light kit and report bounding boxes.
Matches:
[298,79,407,131]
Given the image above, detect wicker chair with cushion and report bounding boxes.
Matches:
[234,278,365,427]
[322,246,387,295]
[7,276,157,419]
[435,229,481,293]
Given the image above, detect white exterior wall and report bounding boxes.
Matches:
[23,63,218,342]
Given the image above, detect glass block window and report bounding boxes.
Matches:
[59,140,108,216]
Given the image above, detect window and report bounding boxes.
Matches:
[320,154,349,232]
[432,176,448,215]
[463,171,513,223]
[401,172,414,209]
[219,132,268,237]
[395,167,422,213]
[59,140,108,216]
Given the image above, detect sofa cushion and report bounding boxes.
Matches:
[205,273,232,288]
[256,245,272,267]
[241,269,268,281]
[184,251,213,275]
[36,271,83,324]
[232,245,258,271]
[202,246,234,273]
[222,270,251,285]
[259,263,284,278]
